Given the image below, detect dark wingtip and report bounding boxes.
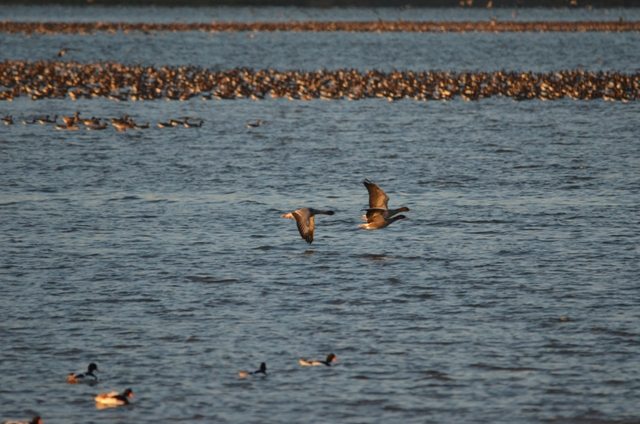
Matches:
[327,210,335,215]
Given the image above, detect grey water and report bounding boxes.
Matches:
[1,6,639,424]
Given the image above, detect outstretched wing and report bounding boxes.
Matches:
[293,209,314,244]
[363,179,389,209]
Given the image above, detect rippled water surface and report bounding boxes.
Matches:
[1,6,639,424]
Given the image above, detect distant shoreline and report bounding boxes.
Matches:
[2,21,640,34]
[2,0,640,8]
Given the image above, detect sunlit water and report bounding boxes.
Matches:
[1,6,639,424]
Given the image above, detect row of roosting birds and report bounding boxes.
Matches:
[0,61,638,102]
[0,20,639,34]
[2,113,206,131]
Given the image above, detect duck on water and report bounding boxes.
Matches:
[94,388,133,408]
[66,363,98,384]
[2,417,42,424]
[299,353,338,367]
[238,362,267,379]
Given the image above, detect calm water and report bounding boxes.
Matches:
[1,6,639,424]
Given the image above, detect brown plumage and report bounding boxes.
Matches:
[281,207,335,244]
[94,388,133,407]
[298,353,337,367]
[360,179,409,230]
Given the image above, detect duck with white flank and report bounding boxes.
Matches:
[238,362,267,379]
[66,363,98,384]
[94,388,133,408]
[359,179,409,230]
[281,208,335,244]
[299,353,338,367]
[2,416,42,424]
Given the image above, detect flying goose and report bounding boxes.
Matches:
[281,208,335,244]
[359,179,409,230]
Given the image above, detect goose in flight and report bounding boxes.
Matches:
[359,179,409,230]
[281,208,335,244]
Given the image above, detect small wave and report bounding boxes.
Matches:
[357,253,388,261]
[513,164,544,169]
[458,219,516,224]
[253,245,273,251]
[590,326,637,339]
[470,363,540,372]
[186,275,239,284]
[423,370,453,381]
[91,297,160,304]
[106,195,141,202]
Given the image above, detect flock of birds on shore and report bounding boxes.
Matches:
[4,354,338,423]
[1,61,637,102]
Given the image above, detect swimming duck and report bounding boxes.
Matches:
[157,121,174,128]
[2,417,42,424]
[238,362,267,379]
[36,115,56,125]
[298,353,337,367]
[67,363,98,384]
[281,208,335,244]
[183,118,203,128]
[133,122,150,129]
[111,117,131,132]
[55,123,80,131]
[86,120,107,130]
[62,111,79,127]
[359,179,409,230]
[81,117,100,127]
[94,388,133,407]
[2,115,13,125]
[246,119,265,128]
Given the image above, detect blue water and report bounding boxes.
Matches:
[1,6,639,424]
